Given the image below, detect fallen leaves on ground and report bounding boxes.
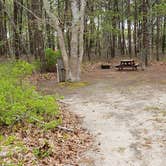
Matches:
[28,72,57,84]
[0,104,92,166]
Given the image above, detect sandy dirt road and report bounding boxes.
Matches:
[39,65,166,166]
[63,70,166,166]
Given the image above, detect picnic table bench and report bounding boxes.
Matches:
[115,59,139,71]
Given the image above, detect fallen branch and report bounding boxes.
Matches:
[57,126,74,132]
[31,116,74,132]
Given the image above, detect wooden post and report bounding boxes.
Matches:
[57,58,66,82]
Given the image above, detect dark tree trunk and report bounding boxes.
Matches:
[27,0,34,55]
[18,0,23,55]
[162,17,166,54]
[3,0,8,56]
[31,0,45,69]
[127,0,132,57]
[142,0,149,66]
[133,0,137,56]
[13,0,20,59]
[0,0,6,56]
[156,15,160,61]
[0,0,8,57]
[111,0,117,58]
[151,18,154,54]
[156,0,161,61]
[121,0,125,55]
[46,16,55,50]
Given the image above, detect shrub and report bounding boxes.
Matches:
[45,48,61,72]
[0,61,60,127]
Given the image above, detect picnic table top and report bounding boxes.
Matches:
[120,59,134,62]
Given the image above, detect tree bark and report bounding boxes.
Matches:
[162,17,166,54]
[127,0,132,57]
[156,15,160,61]
[27,0,34,55]
[0,0,7,56]
[31,0,45,70]
[43,0,86,82]
[142,0,149,66]
[133,0,137,56]
[13,0,20,59]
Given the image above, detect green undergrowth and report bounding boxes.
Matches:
[0,60,60,128]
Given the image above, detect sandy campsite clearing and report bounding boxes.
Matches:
[38,63,166,166]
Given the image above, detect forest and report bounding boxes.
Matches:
[0,0,165,80]
[0,0,166,165]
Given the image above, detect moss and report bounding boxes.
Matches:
[144,106,161,111]
[117,147,126,153]
[159,110,166,116]
[58,82,89,89]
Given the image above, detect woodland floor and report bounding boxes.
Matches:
[37,62,166,166]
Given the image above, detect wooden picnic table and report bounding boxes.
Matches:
[115,59,139,71]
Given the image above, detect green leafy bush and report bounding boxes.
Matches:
[0,61,60,127]
[45,48,61,72]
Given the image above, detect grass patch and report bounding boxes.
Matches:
[158,80,166,85]
[102,112,112,119]
[159,110,166,116]
[115,147,126,153]
[144,106,161,112]
[144,106,166,117]
[58,81,89,89]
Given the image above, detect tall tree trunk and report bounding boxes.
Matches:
[13,0,20,59]
[156,15,160,61]
[127,0,132,57]
[133,0,137,56]
[0,0,6,56]
[111,0,117,58]
[3,0,8,56]
[162,17,166,54]
[46,13,55,50]
[27,0,34,55]
[18,0,23,55]
[31,0,45,69]
[142,0,149,66]
[0,0,8,56]
[121,0,125,55]
[70,1,79,80]
[151,18,154,55]
[44,0,86,81]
